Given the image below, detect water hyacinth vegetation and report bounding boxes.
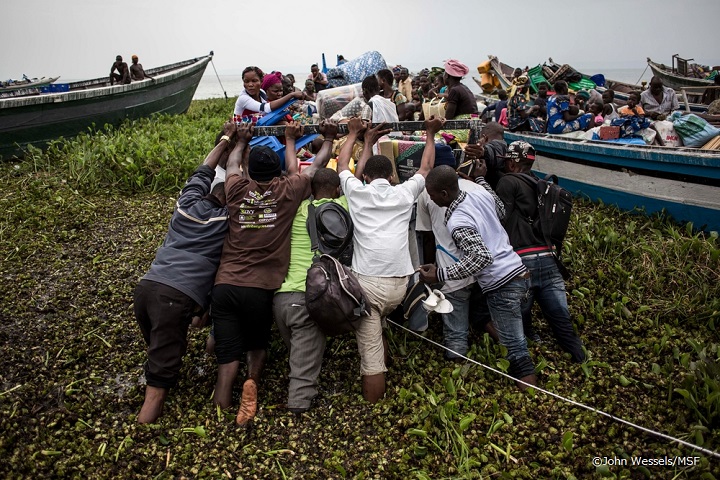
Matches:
[1,98,719,478]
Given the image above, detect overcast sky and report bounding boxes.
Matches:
[3,0,719,81]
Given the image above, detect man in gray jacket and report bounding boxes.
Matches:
[133,122,235,423]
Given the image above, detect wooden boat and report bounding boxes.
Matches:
[0,53,213,159]
[545,58,708,113]
[0,76,60,93]
[530,152,720,233]
[647,56,715,90]
[503,130,720,232]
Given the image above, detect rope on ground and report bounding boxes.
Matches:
[385,317,720,460]
[210,58,228,101]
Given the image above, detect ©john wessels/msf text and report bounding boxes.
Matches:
[592,456,701,467]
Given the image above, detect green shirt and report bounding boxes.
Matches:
[276,196,349,293]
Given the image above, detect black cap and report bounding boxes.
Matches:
[248,146,281,181]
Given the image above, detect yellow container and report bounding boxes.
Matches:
[477,60,492,74]
[480,73,495,93]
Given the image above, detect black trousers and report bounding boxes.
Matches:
[134,280,196,389]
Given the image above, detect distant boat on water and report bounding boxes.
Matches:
[0,76,60,94]
[647,56,717,90]
[0,53,213,159]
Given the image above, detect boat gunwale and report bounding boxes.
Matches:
[504,130,720,162]
[0,55,212,109]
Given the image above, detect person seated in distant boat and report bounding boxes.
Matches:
[613,91,651,138]
[409,89,423,120]
[376,68,408,119]
[302,79,317,102]
[233,66,305,122]
[574,89,590,114]
[282,74,301,95]
[129,55,154,82]
[417,70,433,102]
[392,66,402,89]
[587,101,605,124]
[443,60,478,120]
[308,64,328,92]
[617,91,645,117]
[337,55,348,65]
[483,89,508,124]
[398,67,414,103]
[506,75,545,133]
[361,74,398,124]
[601,89,619,122]
[428,72,447,99]
[701,74,720,105]
[547,80,595,134]
[439,59,478,142]
[640,76,679,121]
[110,55,131,85]
[533,82,549,118]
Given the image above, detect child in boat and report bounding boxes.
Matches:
[588,102,605,125]
[617,91,645,117]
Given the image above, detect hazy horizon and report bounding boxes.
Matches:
[2,0,719,81]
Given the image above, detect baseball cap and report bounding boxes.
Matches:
[500,141,536,162]
[248,146,281,181]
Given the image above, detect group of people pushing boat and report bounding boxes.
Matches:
[132,57,593,429]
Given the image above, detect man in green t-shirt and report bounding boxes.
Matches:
[272,168,348,413]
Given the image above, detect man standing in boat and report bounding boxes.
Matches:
[110,55,131,85]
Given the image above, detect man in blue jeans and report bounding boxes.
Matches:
[419,165,537,389]
[495,141,586,362]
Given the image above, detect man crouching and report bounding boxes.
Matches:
[133,122,235,423]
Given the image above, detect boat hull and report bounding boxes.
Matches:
[647,59,713,90]
[0,55,211,159]
[531,154,720,233]
[503,130,720,232]
[504,131,720,182]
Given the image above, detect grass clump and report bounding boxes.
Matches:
[1,99,719,478]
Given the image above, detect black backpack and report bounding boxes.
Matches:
[511,173,573,273]
[304,201,366,336]
[307,202,354,266]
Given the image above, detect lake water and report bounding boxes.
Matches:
[192,68,653,101]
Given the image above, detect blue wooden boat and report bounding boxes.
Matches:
[0,53,212,159]
[504,130,720,232]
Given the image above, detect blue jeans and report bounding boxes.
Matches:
[441,286,472,359]
[521,255,585,362]
[485,276,535,378]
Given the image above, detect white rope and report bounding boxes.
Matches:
[386,318,720,460]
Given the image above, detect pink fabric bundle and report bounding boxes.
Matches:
[261,71,283,91]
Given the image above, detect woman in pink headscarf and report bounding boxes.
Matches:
[443,59,478,119]
[262,71,286,102]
